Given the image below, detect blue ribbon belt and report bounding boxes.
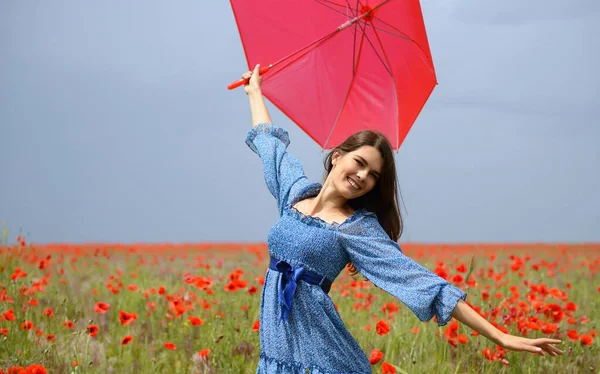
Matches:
[269,257,332,322]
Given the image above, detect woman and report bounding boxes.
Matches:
[242,64,563,373]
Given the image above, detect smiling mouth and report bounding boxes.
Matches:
[347,177,361,190]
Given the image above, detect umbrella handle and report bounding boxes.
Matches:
[227,66,271,90]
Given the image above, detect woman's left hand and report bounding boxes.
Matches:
[498,333,564,356]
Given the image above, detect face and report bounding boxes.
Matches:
[332,145,383,198]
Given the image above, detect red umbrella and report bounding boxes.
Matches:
[228,0,437,151]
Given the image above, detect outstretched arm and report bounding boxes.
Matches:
[451,300,563,356]
[242,64,272,127]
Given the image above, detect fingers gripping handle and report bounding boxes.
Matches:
[228,66,271,90]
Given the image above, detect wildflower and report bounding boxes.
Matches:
[580,334,594,346]
[369,349,383,364]
[121,335,133,345]
[198,348,210,359]
[87,325,99,337]
[381,362,397,374]
[565,302,578,311]
[24,363,48,373]
[188,316,204,326]
[94,302,110,314]
[376,320,390,336]
[7,367,26,374]
[164,342,176,350]
[119,310,137,326]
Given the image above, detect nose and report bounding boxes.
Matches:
[356,170,367,181]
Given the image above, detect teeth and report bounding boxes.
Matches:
[348,177,360,190]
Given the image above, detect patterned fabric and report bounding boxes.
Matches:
[246,123,468,374]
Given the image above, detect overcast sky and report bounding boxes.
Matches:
[1,1,598,244]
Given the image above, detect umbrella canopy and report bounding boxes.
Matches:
[229,0,437,150]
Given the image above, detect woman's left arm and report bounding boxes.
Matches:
[451,300,564,356]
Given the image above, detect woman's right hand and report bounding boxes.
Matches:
[243,64,263,95]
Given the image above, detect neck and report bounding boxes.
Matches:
[308,178,349,215]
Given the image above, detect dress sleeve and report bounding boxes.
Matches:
[245,122,309,217]
[339,216,467,326]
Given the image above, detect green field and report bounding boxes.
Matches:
[1,240,598,373]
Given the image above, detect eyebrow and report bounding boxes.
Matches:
[356,155,381,177]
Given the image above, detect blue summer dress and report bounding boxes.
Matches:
[246,123,468,374]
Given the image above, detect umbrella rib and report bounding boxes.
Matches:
[355,21,392,77]
[363,22,412,41]
[370,15,435,72]
[352,0,358,75]
[324,26,367,149]
[316,0,348,10]
[371,23,401,150]
[314,0,352,18]
[314,0,355,16]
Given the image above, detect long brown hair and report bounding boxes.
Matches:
[322,130,404,275]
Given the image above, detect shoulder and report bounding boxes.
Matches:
[338,210,386,238]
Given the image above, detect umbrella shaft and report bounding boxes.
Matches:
[338,12,370,31]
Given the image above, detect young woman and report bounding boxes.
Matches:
[242,64,563,373]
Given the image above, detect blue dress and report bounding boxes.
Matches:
[246,123,468,374]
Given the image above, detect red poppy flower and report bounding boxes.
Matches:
[381,362,397,374]
[7,367,26,374]
[375,320,390,336]
[121,335,133,345]
[252,320,260,331]
[119,310,137,326]
[42,308,54,317]
[63,320,74,329]
[580,334,594,346]
[197,348,210,359]
[369,349,383,365]
[3,309,16,321]
[164,342,176,350]
[566,329,579,341]
[381,302,399,315]
[21,321,33,330]
[452,274,464,284]
[87,325,99,337]
[188,316,204,326]
[127,284,139,292]
[94,302,110,314]
[565,302,578,311]
[25,364,47,374]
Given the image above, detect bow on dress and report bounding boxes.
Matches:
[275,260,306,323]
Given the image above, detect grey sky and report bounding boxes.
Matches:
[1,1,598,244]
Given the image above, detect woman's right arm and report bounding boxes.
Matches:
[243,64,272,127]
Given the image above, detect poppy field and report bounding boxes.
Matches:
[1,235,598,374]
